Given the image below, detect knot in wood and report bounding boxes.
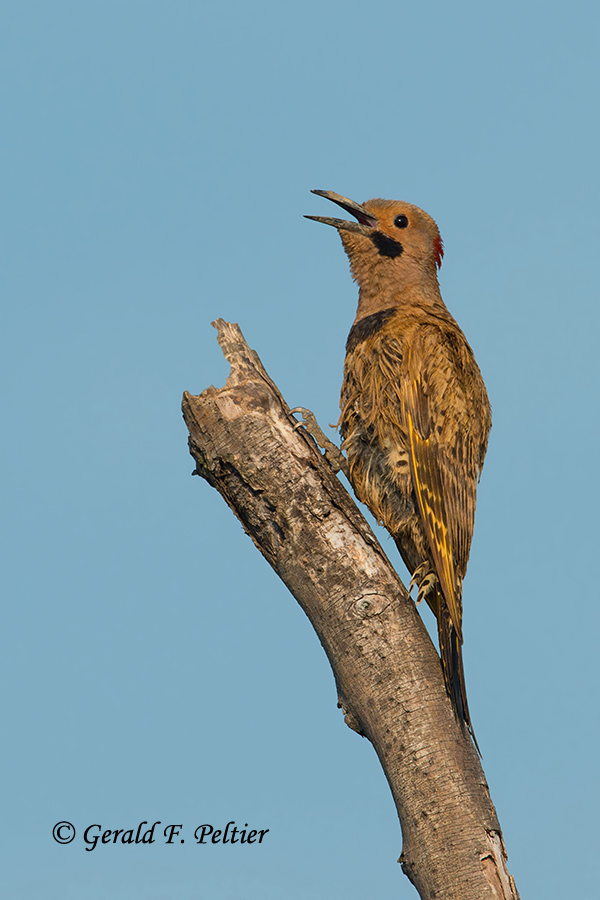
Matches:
[352,592,387,619]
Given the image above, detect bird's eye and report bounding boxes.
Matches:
[394,214,409,229]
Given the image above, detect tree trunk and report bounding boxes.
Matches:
[182,319,519,900]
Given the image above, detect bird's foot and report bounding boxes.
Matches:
[408,562,439,606]
[290,407,350,477]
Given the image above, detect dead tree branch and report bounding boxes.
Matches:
[182,319,518,900]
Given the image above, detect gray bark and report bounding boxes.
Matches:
[182,319,519,900]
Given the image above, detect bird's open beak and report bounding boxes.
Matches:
[305,189,378,235]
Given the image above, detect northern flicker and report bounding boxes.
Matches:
[305,189,491,746]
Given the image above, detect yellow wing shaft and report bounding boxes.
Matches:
[407,414,463,641]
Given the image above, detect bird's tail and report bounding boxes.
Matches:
[436,596,480,754]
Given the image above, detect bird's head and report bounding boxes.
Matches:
[306,190,444,305]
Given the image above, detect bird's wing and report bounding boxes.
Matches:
[399,324,487,642]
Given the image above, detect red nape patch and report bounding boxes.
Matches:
[434,234,444,269]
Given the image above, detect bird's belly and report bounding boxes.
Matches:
[344,423,416,531]
[346,429,431,574]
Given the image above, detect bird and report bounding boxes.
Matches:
[305,189,492,747]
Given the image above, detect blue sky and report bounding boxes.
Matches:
[1,2,598,898]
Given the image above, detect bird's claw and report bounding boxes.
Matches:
[290,407,349,477]
[290,407,317,432]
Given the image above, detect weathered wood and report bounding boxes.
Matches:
[182,318,519,900]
